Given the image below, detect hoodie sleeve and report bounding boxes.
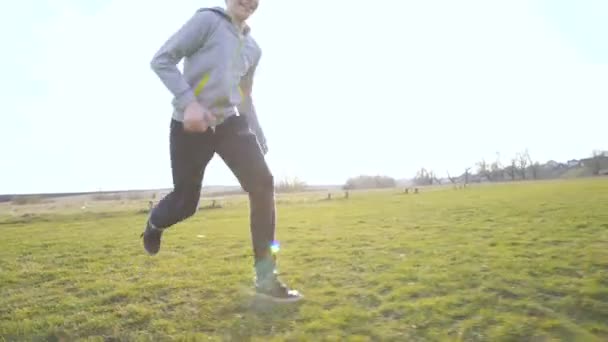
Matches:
[150,10,218,112]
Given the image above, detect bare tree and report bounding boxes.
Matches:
[505,159,517,181]
[490,162,502,181]
[532,162,541,179]
[517,150,529,180]
[414,168,433,186]
[477,159,492,181]
[526,151,540,180]
[491,152,504,181]
[447,171,457,184]
[530,162,540,180]
[464,167,471,185]
[431,171,442,185]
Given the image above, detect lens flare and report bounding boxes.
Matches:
[270,241,281,254]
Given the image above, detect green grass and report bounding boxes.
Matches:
[1,178,608,341]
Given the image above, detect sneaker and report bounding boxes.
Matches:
[140,220,163,255]
[255,273,303,303]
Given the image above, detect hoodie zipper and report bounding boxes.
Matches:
[194,10,247,125]
[230,31,245,108]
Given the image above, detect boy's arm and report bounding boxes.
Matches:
[239,53,268,154]
[150,10,217,112]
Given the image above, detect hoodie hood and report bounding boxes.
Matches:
[197,6,251,35]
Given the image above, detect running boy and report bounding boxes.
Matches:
[142,0,302,303]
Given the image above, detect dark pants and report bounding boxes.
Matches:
[149,115,276,271]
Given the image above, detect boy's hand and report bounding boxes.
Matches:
[183,101,214,132]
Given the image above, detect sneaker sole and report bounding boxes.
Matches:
[254,292,304,303]
[142,226,162,256]
[142,235,161,255]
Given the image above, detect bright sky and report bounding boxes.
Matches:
[1,0,607,194]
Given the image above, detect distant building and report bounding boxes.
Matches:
[581,155,608,169]
[567,159,580,168]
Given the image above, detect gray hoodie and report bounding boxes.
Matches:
[150,7,265,145]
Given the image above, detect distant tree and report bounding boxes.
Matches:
[447,171,457,184]
[476,159,491,181]
[517,150,529,180]
[414,168,433,186]
[276,177,307,193]
[431,170,442,185]
[526,151,540,180]
[345,175,396,190]
[506,159,517,181]
[490,162,503,181]
[491,152,504,181]
[464,167,471,185]
[531,162,541,179]
[590,150,605,175]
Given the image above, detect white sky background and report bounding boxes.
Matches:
[1,0,606,194]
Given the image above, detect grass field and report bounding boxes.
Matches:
[1,178,607,341]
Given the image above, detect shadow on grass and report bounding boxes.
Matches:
[0,213,52,225]
[218,295,304,340]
